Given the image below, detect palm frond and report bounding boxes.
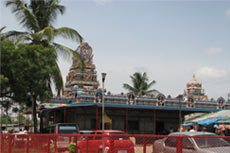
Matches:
[0,26,6,33]
[4,30,31,42]
[123,84,135,92]
[54,27,83,43]
[29,0,65,30]
[146,80,156,89]
[142,72,148,82]
[145,89,157,94]
[37,26,55,42]
[51,62,63,96]
[6,0,40,32]
[0,26,7,41]
[48,0,65,24]
[53,43,85,70]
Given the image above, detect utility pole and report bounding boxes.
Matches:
[101,73,106,153]
[228,93,230,103]
[0,104,2,133]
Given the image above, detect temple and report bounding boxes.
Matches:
[183,74,208,101]
[63,42,99,98]
[39,43,230,134]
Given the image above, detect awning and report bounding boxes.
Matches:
[182,122,195,127]
[189,110,230,122]
[196,118,224,126]
[104,114,112,123]
[215,118,230,124]
[183,118,224,126]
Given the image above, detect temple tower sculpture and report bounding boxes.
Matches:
[63,42,99,98]
[184,74,208,101]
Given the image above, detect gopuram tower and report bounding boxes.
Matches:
[63,42,99,98]
[183,74,208,101]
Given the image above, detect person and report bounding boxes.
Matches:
[189,126,195,132]
[18,129,24,134]
[23,129,28,133]
[216,129,225,136]
[18,128,27,134]
[169,127,174,133]
[201,127,207,132]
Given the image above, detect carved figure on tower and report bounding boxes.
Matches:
[76,42,94,65]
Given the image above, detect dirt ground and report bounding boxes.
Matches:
[134,144,153,153]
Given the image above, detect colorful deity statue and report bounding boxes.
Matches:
[156,94,166,106]
[217,97,226,109]
[77,42,94,65]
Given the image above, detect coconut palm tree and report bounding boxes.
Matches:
[123,72,156,96]
[5,0,84,95]
[5,0,84,133]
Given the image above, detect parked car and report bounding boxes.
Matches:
[42,123,80,134]
[43,123,80,152]
[77,130,135,153]
[153,132,230,153]
[80,130,94,134]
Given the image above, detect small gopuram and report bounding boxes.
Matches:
[63,42,99,98]
[184,74,208,101]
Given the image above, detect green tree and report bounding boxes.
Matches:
[5,0,84,95]
[123,72,156,96]
[12,103,28,126]
[0,99,13,131]
[1,40,60,133]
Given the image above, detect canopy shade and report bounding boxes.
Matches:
[183,118,224,126]
[196,118,224,126]
[182,122,195,127]
[216,118,230,124]
[190,110,230,122]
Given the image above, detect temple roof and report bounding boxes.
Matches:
[187,74,202,87]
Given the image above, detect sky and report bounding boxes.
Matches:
[1,0,230,100]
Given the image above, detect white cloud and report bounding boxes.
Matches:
[94,0,112,5]
[226,8,230,18]
[204,47,223,55]
[195,67,229,82]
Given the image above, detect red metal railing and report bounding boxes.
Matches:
[0,134,230,153]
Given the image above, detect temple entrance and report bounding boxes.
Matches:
[156,121,165,134]
[100,114,112,130]
[128,120,139,134]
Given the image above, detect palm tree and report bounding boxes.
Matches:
[5,0,84,95]
[0,26,6,40]
[5,0,84,133]
[123,72,156,96]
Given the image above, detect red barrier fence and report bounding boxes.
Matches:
[0,134,230,153]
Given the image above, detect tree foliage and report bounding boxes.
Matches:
[123,72,156,96]
[1,40,59,132]
[5,0,84,95]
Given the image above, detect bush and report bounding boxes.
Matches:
[69,142,76,153]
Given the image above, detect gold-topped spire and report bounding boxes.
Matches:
[192,73,196,81]
[184,73,208,101]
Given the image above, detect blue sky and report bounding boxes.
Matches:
[1,0,230,99]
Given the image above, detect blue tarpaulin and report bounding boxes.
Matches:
[183,118,224,127]
[182,122,195,127]
[196,118,224,126]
